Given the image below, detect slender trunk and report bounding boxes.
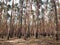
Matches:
[36,0,40,38]
[18,0,23,38]
[24,0,32,38]
[26,0,29,38]
[6,0,9,40]
[42,8,45,36]
[53,0,59,40]
[26,0,32,38]
[7,0,14,40]
[0,0,3,38]
[5,0,8,39]
[0,0,2,29]
[10,0,14,38]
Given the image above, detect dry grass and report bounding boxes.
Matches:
[0,37,60,45]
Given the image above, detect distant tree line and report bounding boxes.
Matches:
[0,0,60,40]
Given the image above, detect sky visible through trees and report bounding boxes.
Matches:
[0,0,60,40]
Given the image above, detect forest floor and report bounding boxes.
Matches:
[0,36,60,45]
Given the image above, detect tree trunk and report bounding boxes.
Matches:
[18,0,23,38]
[53,0,59,41]
[36,0,40,38]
